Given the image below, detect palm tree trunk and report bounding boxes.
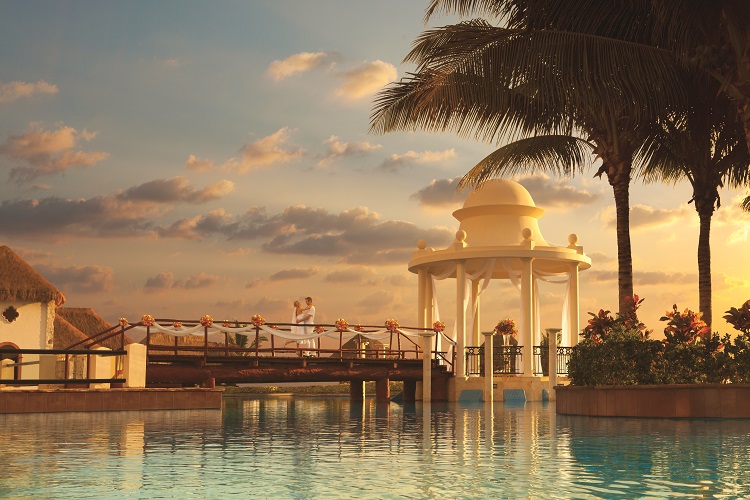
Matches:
[697,208,713,330]
[610,168,634,316]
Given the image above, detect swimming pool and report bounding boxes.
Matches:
[1,396,749,498]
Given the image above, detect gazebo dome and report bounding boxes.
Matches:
[452,179,549,247]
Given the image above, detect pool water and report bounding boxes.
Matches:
[1,396,749,498]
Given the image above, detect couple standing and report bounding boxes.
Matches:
[292,296,316,355]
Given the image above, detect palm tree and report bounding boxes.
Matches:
[638,72,750,328]
[371,0,683,315]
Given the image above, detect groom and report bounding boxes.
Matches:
[299,296,316,355]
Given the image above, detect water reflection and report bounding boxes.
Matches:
[1,398,750,498]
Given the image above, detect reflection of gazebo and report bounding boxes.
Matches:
[408,179,591,399]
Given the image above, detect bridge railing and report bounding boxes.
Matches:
[96,319,454,375]
[0,348,126,387]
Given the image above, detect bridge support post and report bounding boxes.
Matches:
[350,380,365,401]
[419,331,436,402]
[375,378,390,402]
[403,380,417,402]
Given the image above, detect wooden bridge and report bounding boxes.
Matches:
[67,317,457,401]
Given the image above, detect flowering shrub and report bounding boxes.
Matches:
[581,295,650,343]
[251,314,265,327]
[385,319,399,332]
[493,319,517,336]
[118,317,128,327]
[141,314,155,327]
[433,321,446,333]
[200,315,214,327]
[723,299,750,334]
[660,304,710,344]
[335,318,349,331]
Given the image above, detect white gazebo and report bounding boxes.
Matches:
[408,179,591,402]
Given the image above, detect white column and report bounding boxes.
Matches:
[548,327,557,400]
[417,268,427,329]
[124,343,147,388]
[471,279,481,346]
[521,257,534,376]
[90,347,112,389]
[568,262,580,347]
[420,332,436,402]
[456,260,467,378]
[482,331,494,402]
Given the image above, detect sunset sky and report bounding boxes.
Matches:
[2,1,749,338]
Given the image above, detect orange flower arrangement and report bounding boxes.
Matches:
[118,317,128,327]
[251,314,265,327]
[355,325,365,332]
[385,319,399,332]
[200,314,214,327]
[433,321,446,333]
[141,314,155,327]
[222,321,232,328]
[314,325,325,334]
[335,318,349,331]
[173,321,183,329]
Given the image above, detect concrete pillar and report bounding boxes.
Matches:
[124,343,147,388]
[456,260,467,378]
[482,331,494,403]
[403,380,417,402]
[350,380,365,401]
[568,262,580,347]
[376,378,390,401]
[89,347,112,388]
[471,279,481,346]
[521,257,534,376]
[548,328,557,401]
[420,332,436,402]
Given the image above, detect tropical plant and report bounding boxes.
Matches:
[723,299,750,334]
[660,304,711,345]
[371,0,687,316]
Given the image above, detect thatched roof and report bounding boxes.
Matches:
[57,307,133,349]
[53,313,100,349]
[143,332,223,355]
[0,245,65,306]
[339,334,385,359]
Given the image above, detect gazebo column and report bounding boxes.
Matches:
[521,257,534,376]
[568,262,580,347]
[471,279,481,346]
[417,268,427,329]
[456,260,467,378]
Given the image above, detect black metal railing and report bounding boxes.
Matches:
[0,348,126,386]
[465,345,572,377]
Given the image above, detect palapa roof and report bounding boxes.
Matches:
[53,313,101,350]
[57,307,133,349]
[0,245,66,306]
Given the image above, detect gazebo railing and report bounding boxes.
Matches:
[464,346,572,377]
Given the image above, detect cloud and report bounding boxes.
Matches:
[0,123,109,183]
[334,60,397,101]
[0,178,234,240]
[185,154,215,172]
[160,205,455,265]
[317,135,382,167]
[586,251,615,265]
[36,263,114,294]
[119,177,234,204]
[598,204,691,231]
[410,178,468,208]
[516,173,601,210]
[380,149,456,172]
[144,271,221,291]
[0,80,58,103]
[269,267,320,281]
[324,267,378,284]
[585,269,696,287]
[267,52,338,81]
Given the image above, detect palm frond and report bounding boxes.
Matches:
[458,135,594,189]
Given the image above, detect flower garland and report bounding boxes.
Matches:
[433,321,446,333]
[200,314,214,327]
[251,314,265,327]
[335,318,349,331]
[118,317,128,327]
[385,319,399,332]
[141,314,155,327]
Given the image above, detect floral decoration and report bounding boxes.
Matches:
[385,319,399,332]
[251,314,265,327]
[200,314,214,327]
[335,318,349,331]
[355,325,365,332]
[433,321,446,333]
[222,321,232,328]
[314,325,325,334]
[141,314,155,327]
[118,317,128,327]
[494,319,517,336]
[173,321,183,329]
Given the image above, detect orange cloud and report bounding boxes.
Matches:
[267,52,336,81]
[334,60,397,100]
[0,80,58,103]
